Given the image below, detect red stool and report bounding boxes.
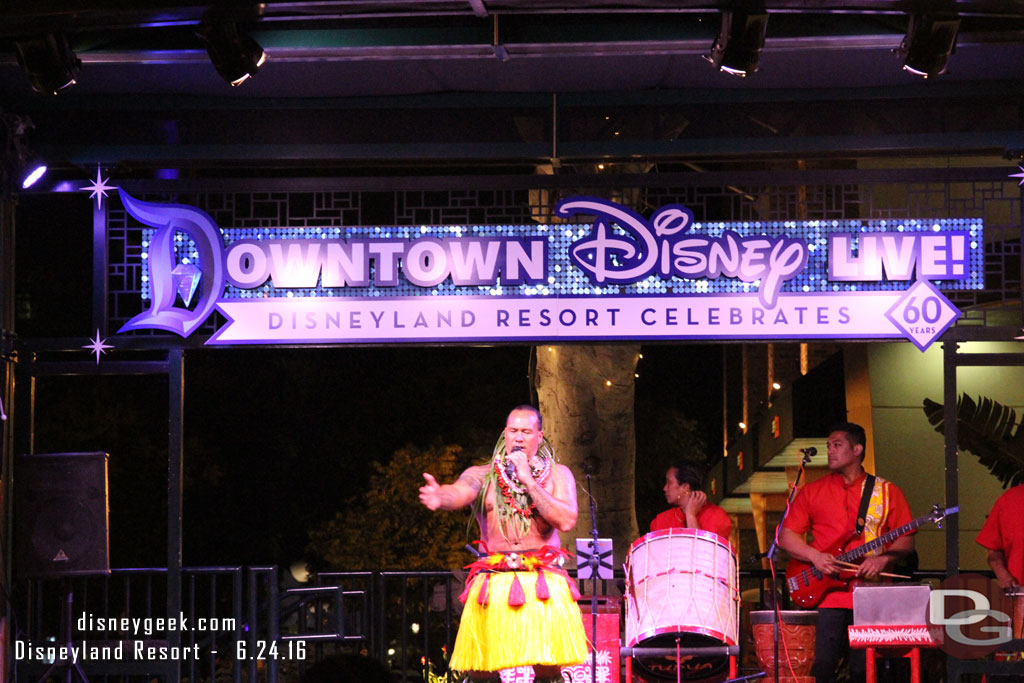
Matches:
[848,624,939,683]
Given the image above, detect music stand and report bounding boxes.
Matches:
[575,538,613,580]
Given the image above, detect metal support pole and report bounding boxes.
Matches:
[942,340,960,683]
[942,341,958,575]
[168,347,184,683]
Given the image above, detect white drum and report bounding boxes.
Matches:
[625,528,740,648]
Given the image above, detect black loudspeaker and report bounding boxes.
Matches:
[14,452,110,578]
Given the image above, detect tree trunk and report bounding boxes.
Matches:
[534,344,640,569]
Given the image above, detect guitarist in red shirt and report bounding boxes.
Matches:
[777,422,916,683]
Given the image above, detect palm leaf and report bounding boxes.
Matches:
[923,394,1024,489]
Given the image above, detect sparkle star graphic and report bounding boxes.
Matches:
[1011,166,1024,186]
[83,329,114,364]
[81,166,117,210]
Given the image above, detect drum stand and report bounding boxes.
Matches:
[621,642,742,682]
[762,447,814,683]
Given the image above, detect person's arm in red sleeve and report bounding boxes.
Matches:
[701,505,733,541]
[859,482,915,579]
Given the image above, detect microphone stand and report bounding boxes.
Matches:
[764,448,813,683]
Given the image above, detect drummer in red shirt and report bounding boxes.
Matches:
[976,482,1024,590]
[650,462,732,541]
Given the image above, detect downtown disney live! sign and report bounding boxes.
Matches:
[114,190,982,351]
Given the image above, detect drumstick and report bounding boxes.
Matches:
[833,559,911,578]
[836,566,912,580]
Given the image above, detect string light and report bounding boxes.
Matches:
[772,381,781,390]
[738,421,747,430]
[605,380,613,387]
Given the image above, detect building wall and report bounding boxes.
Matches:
[866,340,1024,571]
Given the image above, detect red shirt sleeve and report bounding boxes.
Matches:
[976,493,1006,551]
[781,484,812,536]
[883,481,915,535]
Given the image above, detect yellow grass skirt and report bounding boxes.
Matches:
[450,570,589,672]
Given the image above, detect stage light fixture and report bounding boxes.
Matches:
[897,13,960,78]
[198,17,267,87]
[20,154,47,189]
[2,113,47,193]
[13,32,82,95]
[705,10,769,77]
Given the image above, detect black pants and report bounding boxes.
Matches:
[813,608,864,683]
[813,608,912,683]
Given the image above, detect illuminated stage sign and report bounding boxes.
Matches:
[116,191,982,350]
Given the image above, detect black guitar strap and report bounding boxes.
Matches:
[855,474,877,536]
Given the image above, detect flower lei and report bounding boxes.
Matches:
[493,451,552,517]
[475,433,558,542]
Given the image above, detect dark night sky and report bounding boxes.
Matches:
[17,192,723,569]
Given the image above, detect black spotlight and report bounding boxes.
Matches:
[897,13,960,78]
[198,17,267,87]
[706,10,769,77]
[13,32,82,95]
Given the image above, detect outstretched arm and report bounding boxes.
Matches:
[419,466,486,511]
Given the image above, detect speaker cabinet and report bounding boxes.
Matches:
[14,452,110,578]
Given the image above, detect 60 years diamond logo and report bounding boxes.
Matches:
[885,280,961,351]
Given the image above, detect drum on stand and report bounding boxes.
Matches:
[750,610,817,683]
[625,529,739,682]
[994,587,1024,664]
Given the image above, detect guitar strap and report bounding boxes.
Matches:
[855,474,876,537]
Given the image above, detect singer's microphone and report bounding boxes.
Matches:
[506,446,523,479]
[800,447,817,458]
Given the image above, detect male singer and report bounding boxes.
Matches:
[419,405,587,680]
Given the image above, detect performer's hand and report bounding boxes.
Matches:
[683,490,707,516]
[419,473,442,510]
[812,550,842,577]
[857,555,889,579]
[506,449,534,485]
[997,574,1020,590]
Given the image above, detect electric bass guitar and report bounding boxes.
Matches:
[785,503,958,608]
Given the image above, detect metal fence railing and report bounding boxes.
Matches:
[14,567,982,683]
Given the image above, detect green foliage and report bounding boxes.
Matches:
[922,394,1024,489]
[307,441,477,570]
